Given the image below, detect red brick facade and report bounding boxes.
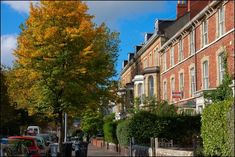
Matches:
[120,0,234,113]
[160,1,234,112]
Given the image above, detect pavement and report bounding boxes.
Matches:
[87,144,122,156]
[72,144,122,156]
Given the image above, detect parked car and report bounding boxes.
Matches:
[25,136,50,157]
[27,126,40,135]
[48,133,58,143]
[1,139,30,157]
[0,143,13,157]
[34,136,50,157]
[36,134,52,145]
[0,138,8,144]
[8,136,42,157]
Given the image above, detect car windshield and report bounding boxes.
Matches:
[37,134,51,142]
[35,138,44,147]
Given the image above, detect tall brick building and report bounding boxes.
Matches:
[119,0,234,115]
[160,0,234,113]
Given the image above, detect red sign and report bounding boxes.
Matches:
[172,91,182,98]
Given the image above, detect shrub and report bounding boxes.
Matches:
[116,120,130,146]
[169,115,201,147]
[128,111,168,146]
[103,121,118,144]
[127,111,201,147]
[103,113,115,123]
[201,99,234,156]
[153,100,178,117]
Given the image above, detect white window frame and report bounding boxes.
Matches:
[189,30,195,55]
[203,61,209,89]
[170,47,174,66]
[163,52,167,71]
[190,67,196,97]
[149,53,152,67]
[138,83,143,97]
[178,38,183,62]
[163,81,167,100]
[138,83,144,104]
[171,77,175,101]
[154,48,158,66]
[144,58,148,68]
[179,73,184,92]
[202,20,208,46]
[218,5,225,37]
[148,76,154,97]
[218,53,225,84]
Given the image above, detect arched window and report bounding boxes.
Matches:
[138,83,143,97]
[203,60,209,89]
[148,76,154,97]
[218,53,225,84]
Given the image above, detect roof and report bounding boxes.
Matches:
[120,14,191,76]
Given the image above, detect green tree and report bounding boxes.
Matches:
[133,96,177,117]
[80,108,103,138]
[9,1,119,147]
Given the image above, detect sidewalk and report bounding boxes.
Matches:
[87,144,123,156]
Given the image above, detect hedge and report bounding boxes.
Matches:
[103,121,118,144]
[201,99,234,156]
[127,111,201,147]
[116,120,130,146]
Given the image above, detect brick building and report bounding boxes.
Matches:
[159,0,234,113]
[119,0,234,115]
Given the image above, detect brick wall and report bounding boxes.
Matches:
[160,1,234,103]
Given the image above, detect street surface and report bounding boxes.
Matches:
[87,144,122,156]
[72,144,122,156]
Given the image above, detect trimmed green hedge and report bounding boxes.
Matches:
[127,111,201,146]
[201,99,234,156]
[103,121,118,144]
[116,120,130,146]
[128,111,162,146]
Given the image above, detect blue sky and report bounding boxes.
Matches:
[1,1,177,80]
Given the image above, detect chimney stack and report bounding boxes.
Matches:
[177,0,188,19]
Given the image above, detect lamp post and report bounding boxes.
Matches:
[64,112,67,142]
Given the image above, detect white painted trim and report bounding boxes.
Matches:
[161,28,235,75]
[175,87,217,103]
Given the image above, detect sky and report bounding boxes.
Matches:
[1,1,177,80]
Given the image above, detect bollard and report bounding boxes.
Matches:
[75,141,88,157]
[62,142,72,157]
[150,137,155,156]
[129,137,134,157]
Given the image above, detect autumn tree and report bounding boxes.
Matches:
[9,1,119,147]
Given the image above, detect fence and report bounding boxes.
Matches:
[91,137,195,156]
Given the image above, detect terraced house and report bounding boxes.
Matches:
[160,0,234,113]
[119,0,234,116]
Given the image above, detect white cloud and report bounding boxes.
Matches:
[2,1,167,29]
[2,1,38,14]
[1,35,18,67]
[86,1,167,27]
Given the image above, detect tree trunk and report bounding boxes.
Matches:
[59,111,64,153]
